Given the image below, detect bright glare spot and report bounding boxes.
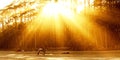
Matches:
[47,58,65,60]
[110,58,120,60]
[16,19,21,23]
[41,2,75,18]
[0,0,14,9]
[26,58,36,60]
[76,4,84,13]
[42,3,60,16]
[16,56,24,58]
[8,22,14,25]
[90,0,94,5]
[0,23,2,28]
[6,54,16,57]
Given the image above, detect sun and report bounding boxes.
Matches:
[0,0,14,9]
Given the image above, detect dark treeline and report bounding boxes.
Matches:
[1,19,120,51]
[94,0,120,8]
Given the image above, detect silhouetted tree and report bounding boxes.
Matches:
[0,0,38,50]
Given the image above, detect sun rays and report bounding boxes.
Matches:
[16,0,103,50]
[5,0,116,51]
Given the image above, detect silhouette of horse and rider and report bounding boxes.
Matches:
[37,47,46,55]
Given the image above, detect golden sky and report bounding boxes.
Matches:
[0,0,14,9]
